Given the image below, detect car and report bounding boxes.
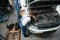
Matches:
[27,0,60,34]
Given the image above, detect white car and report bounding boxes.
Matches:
[28,0,60,34]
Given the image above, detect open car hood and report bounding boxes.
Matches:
[29,0,60,5]
[28,0,60,14]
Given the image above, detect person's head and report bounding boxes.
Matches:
[29,12,34,15]
[27,11,33,17]
[28,10,34,17]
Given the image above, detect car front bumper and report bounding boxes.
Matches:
[29,25,60,33]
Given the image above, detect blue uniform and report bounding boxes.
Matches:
[20,17,27,36]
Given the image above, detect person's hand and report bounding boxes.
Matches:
[32,15,37,22]
[27,14,32,17]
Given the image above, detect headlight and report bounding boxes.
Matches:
[56,5,60,15]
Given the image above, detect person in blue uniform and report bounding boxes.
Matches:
[20,9,37,37]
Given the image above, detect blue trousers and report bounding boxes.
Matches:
[21,26,27,36]
[20,19,27,36]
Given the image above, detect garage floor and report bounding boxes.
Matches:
[0,10,60,40]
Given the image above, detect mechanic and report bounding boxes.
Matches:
[20,9,37,37]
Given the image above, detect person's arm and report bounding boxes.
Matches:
[27,14,37,22]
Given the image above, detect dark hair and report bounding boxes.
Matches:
[29,10,34,15]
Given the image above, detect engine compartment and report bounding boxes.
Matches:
[29,12,60,29]
[28,0,60,29]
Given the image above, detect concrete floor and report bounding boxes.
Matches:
[0,10,60,40]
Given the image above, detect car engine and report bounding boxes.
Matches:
[28,0,60,29]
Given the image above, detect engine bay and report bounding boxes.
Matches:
[29,12,60,29]
[28,0,60,29]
